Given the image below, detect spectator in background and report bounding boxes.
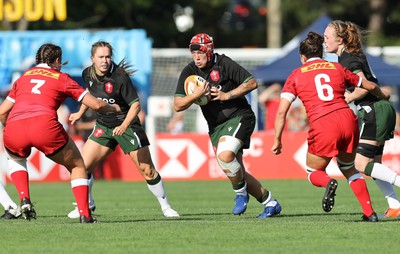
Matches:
[57,103,71,132]
[166,111,185,133]
[67,41,179,219]
[166,107,208,134]
[258,82,281,132]
[174,33,281,218]
[325,20,400,218]
[259,83,309,132]
[285,99,309,132]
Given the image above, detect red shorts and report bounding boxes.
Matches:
[307,108,359,157]
[4,115,69,157]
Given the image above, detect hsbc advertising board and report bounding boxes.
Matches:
[1,132,400,182]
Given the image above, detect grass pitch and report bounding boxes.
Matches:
[1,179,398,254]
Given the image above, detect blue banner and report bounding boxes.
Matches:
[0,29,152,111]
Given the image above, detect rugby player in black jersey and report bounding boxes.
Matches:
[325,21,400,218]
[174,33,281,218]
[68,41,179,219]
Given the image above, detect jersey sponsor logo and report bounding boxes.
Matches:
[301,62,336,73]
[93,128,105,138]
[210,70,220,82]
[24,69,60,79]
[98,98,116,104]
[105,82,113,94]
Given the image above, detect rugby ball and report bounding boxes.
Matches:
[184,75,211,106]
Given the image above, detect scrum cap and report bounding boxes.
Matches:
[189,33,214,61]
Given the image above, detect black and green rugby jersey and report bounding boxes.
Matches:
[339,50,380,106]
[82,62,140,128]
[175,53,255,131]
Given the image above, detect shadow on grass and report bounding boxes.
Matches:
[18,211,400,224]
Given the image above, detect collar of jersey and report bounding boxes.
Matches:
[36,63,52,69]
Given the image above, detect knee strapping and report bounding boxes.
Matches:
[217,136,242,177]
[357,143,378,158]
[306,168,317,183]
[347,172,363,183]
[337,158,354,171]
[306,168,317,173]
[217,157,241,177]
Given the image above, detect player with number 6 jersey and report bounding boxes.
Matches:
[272,32,389,222]
[283,60,360,124]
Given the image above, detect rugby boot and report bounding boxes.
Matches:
[232,194,249,215]
[322,179,338,212]
[1,206,22,219]
[20,197,36,221]
[258,199,282,218]
[79,215,98,223]
[383,207,400,218]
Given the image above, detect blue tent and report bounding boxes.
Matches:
[253,15,400,87]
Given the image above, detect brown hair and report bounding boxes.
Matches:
[89,41,136,82]
[35,43,62,68]
[328,20,364,56]
[299,31,324,59]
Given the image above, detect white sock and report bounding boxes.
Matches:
[88,173,95,206]
[0,183,18,210]
[261,191,274,206]
[370,163,400,187]
[147,176,170,210]
[374,179,400,209]
[233,181,248,196]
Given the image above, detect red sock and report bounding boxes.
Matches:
[71,180,90,218]
[10,170,30,201]
[308,170,331,187]
[349,178,374,216]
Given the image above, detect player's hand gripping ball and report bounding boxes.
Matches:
[184,75,211,106]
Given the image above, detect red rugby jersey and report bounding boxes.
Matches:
[6,64,87,122]
[282,58,361,123]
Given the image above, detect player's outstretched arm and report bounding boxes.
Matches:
[81,93,121,114]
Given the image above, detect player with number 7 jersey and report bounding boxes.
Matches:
[6,66,86,123]
[0,43,119,223]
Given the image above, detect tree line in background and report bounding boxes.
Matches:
[1,0,400,48]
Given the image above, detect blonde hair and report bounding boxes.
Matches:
[328,20,365,56]
[89,41,136,82]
